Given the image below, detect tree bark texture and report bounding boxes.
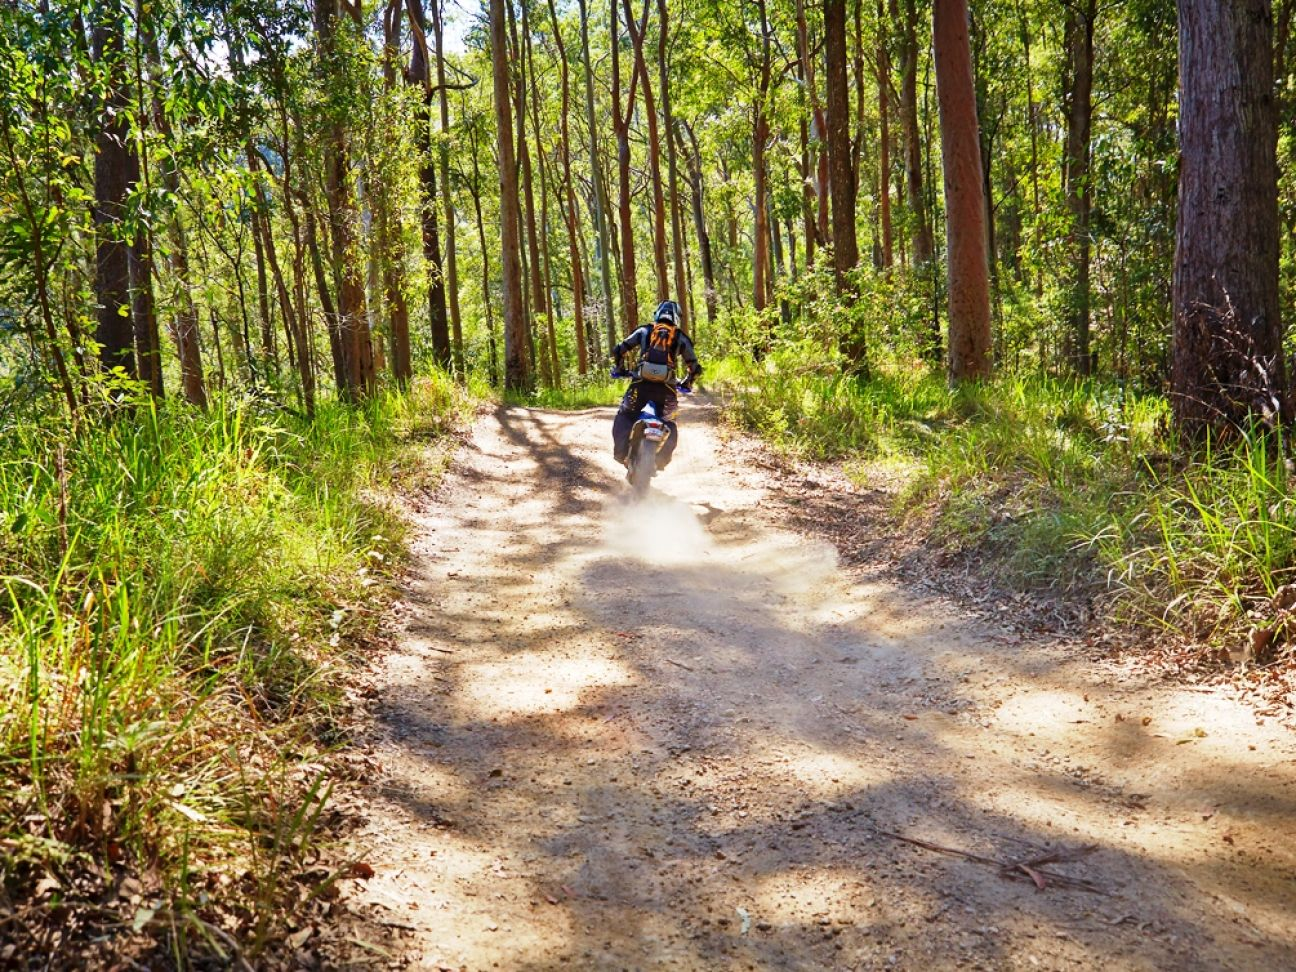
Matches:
[825,0,859,290]
[1172,0,1285,434]
[876,0,894,269]
[317,0,374,398]
[934,0,992,382]
[546,0,589,374]
[490,0,531,390]
[408,0,452,369]
[92,13,138,383]
[658,0,689,309]
[1063,0,1096,375]
[899,0,933,265]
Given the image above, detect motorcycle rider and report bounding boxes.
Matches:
[611,299,702,473]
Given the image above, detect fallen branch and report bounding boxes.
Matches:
[873,829,1104,894]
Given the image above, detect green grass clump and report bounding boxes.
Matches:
[718,347,1296,646]
[0,373,471,959]
[503,371,625,409]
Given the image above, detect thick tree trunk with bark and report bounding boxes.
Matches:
[1172,0,1285,434]
[934,0,992,382]
[824,0,858,290]
[1063,0,1096,375]
[317,0,374,399]
[491,0,530,390]
[92,14,137,384]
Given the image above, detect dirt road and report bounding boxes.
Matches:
[337,399,1296,971]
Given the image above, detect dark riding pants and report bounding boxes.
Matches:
[612,380,680,469]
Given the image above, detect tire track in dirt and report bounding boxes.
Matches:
[333,399,1296,971]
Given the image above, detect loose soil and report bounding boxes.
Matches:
[329,399,1296,971]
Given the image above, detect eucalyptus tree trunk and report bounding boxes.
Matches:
[316,0,374,398]
[490,0,531,390]
[578,0,617,355]
[658,0,688,310]
[611,0,642,332]
[899,0,933,266]
[934,0,991,382]
[512,0,547,378]
[1172,0,1285,435]
[623,0,669,302]
[678,120,718,324]
[546,0,589,374]
[407,0,452,370]
[876,0,894,269]
[91,9,137,385]
[795,0,817,267]
[752,0,773,317]
[381,0,412,383]
[1063,0,1096,375]
[824,0,858,290]
[430,0,464,376]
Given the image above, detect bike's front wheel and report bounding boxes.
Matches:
[630,437,658,497]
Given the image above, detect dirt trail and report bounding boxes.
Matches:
[338,400,1296,971]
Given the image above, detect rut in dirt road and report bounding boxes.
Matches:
[340,400,1296,971]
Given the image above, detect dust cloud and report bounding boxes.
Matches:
[599,493,712,567]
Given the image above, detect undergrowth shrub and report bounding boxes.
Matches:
[0,373,470,958]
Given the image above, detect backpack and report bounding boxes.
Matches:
[639,321,678,382]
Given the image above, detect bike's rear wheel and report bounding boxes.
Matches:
[630,438,657,497]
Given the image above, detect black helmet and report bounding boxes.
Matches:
[654,300,681,325]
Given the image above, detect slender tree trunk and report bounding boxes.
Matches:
[658,0,688,307]
[430,0,464,376]
[899,0,933,265]
[578,0,617,355]
[623,0,669,301]
[382,0,413,383]
[753,0,773,322]
[547,0,589,374]
[934,0,991,382]
[407,0,452,369]
[795,0,817,267]
[1063,0,1096,375]
[513,0,547,366]
[247,146,276,373]
[678,121,718,324]
[611,0,643,332]
[1172,0,1285,435]
[491,0,530,390]
[467,104,500,386]
[876,0,894,269]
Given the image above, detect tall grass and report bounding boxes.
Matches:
[0,374,471,959]
[715,349,1296,648]
[503,371,625,409]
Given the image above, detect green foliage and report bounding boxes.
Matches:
[0,374,469,956]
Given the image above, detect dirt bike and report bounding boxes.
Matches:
[611,368,692,497]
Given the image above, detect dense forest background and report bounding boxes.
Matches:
[3,0,1296,962]
[0,0,1228,408]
